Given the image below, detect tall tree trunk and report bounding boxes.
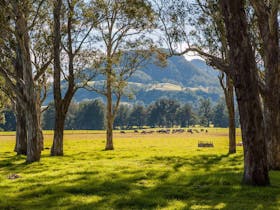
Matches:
[219,73,236,154]
[262,27,280,170]
[51,0,77,155]
[51,104,65,156]
[250,1,280,170]
[264,105,280,170]
[226,77,236,154]
[36,88,44,151]
[220,0,269,186]
[14,101,27,155]
[14,41,27,155]
[264,61,280,171]
[105,71,114,150]
[25,101,42,163]
[52,0,64,156]
[15,3,42,163]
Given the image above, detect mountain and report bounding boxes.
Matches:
[130,56,219,87]
[44,55,222,106]
[190,59,220,77]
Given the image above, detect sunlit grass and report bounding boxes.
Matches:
[0,128,279,210]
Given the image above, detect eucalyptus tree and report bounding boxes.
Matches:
[189,0,269,184]
[0,3,27,155]
[218,72,235,153]
[0,0,49,162]
[29,2,53,152]
[0,0,53,157]
[0,42,28,155]
[250,0,280,170]
[193,0,236,153]
[51,0,97,156]
[155,0,270,185]
[155,0,236,153]
[220,0,269,185]
[87,0,155,150]
[196,0,279,169]
[179,0,279,168]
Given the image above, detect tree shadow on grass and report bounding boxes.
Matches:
[143,153,234,172]
[0,158,49,177]
[0,152,83,174]
[1,153,279,210]
[0,153,27,170]
[57,167,279,210]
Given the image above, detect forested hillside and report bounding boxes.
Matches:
[44,56,222,105]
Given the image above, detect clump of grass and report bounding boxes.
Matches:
[0,129,279,210]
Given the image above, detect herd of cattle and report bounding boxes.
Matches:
[120,128,208,134]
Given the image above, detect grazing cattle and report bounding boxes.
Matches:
[134,130,139,133]
[146,130,155,134]
[172,129,185,134]
[157,129,170,134]
[187,129,193,134]
[120,131,125,134]
[193,129,200,133]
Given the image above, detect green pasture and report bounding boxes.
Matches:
[0,128,279,210]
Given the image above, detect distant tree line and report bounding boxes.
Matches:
[0,97,238,131]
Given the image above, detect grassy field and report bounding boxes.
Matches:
[0,128,280,210]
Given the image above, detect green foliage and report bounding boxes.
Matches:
[148,98,180,127]
[183,0,224,54]
[114,104,131,129]
[64,103,80,130]
[75,100,105,130]
[175,104,192,127]
[156,0,189,45]
[0,129,280,209]
[0,78,11,127]
[43,102,81,130]
[212,100,228,128]
[5,95,232,132]
[0,110,16,131]
[40,97,231,131]
[42,100,105,130]
[128,104,147,128]
[42,102,55,130]
[198,98,213,127]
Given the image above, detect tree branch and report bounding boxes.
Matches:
[28,0,46,30]
[170,47,231,76]
[33,58,52,81]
